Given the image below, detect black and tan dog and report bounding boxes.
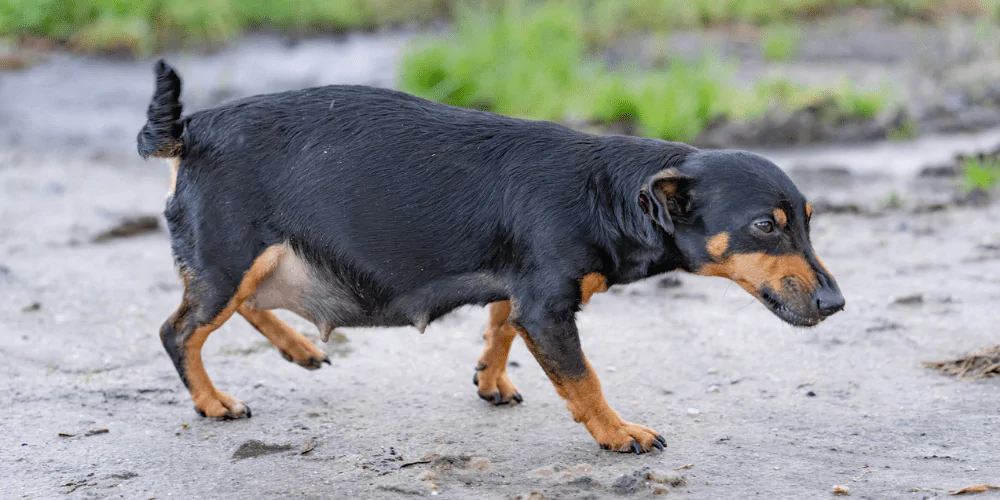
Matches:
[138,60,844,454]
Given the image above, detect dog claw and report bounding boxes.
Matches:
[322,356,331,365]
[632,442,642,455]
[655,435,667,447]
[652,439,664,451]
[512,392,523,403]
[473,372,479,386]
[474,363,486,371]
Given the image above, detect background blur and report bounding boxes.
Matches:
[3,0,1000,191]
[2,2,1000,499]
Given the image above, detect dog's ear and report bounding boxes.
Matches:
[638,169,693,236]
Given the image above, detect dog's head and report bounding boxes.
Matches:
[639,149,844,327]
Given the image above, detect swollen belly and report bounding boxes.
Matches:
[246,244,508,338]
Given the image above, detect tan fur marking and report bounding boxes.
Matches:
[805,202,813,219]
[697,252,818,297]
[475,301,520,402]
[238,306,327,368]
[579,272,608,303]
[184,245,285,417]
[706,232,729,259]
[166,157,179,196]
[773,208,788,227]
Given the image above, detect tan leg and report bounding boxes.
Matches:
[238,305,330,369]
[522,334,665,453]
[474,301,522,404]
[161,246,286,419]
[474,272,610,405]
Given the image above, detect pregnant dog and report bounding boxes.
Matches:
[138,60,844,454]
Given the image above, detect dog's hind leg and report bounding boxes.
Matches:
[474,301,522,405]
[474,273,609,405]
[237,306,330,370]
[160,246,284,419]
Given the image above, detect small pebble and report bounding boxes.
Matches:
[686,408,701,417]
[651,484,670,495]
[707,368,719,375]
[707,385,721,393]
[833,484,850,495]
[468,456,492,471]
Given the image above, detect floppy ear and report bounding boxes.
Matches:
[638,169,693,236]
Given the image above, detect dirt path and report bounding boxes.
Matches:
[2,37,999,500]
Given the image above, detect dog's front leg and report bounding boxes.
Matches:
[513,298,665,454]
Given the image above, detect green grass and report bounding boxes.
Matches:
[961,156,1000,192]
[887,117,918,141]
[761,23,801,61]
[400,2,749,142]
[3,0,999,55]
[0,0,450,54]
[400,2,896,143]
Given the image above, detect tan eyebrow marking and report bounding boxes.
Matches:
[773,208,788,227]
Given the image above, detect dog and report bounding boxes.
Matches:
[138,60,844,454]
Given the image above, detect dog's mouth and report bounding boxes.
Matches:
[759,289,822,328]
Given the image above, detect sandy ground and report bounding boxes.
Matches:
[2,34,1000,500]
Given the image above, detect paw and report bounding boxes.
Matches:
[590,421,666,454]
[193,390,251,419]
[278,340,330,370]
[473,363,522,405]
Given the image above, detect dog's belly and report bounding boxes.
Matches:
[246,245,405,334]
[246,244,509,336]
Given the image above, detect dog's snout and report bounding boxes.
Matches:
[815,287,845,317]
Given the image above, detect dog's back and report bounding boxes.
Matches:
[139,61,642,331]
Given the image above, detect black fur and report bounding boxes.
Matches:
[143,59,842,397]
[137,60,184,159]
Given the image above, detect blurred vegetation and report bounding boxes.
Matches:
[760,23,801,61]
[0,0,450,54]
[400,2,895,142]
[3,0,1000,55]
[2,0,997,142]
[961,156,1000,192]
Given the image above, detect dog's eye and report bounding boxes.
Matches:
[754,220,774,234]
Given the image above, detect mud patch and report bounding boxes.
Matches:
[232,439,295,460]
[925,345,1000,379]
[92,214,160,243]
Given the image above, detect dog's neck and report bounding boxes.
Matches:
[585,137,697,283]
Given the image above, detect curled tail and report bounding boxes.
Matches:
[137,59,184,159]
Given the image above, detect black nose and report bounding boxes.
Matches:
[815,287,845,317]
